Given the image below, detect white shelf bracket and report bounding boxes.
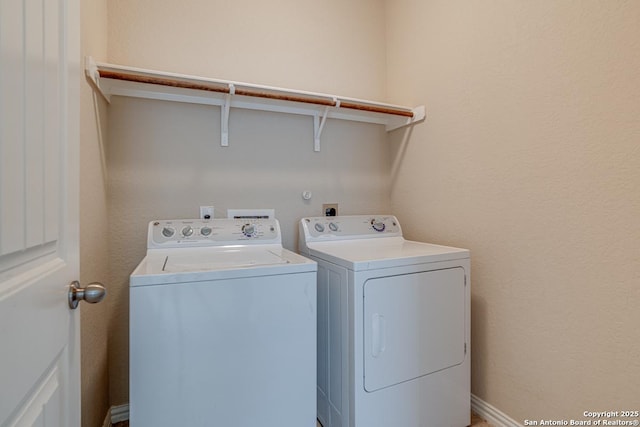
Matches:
[313,105,331,152]
[385,105,426,132]
[84,56,111,103]
[221,84,235,147]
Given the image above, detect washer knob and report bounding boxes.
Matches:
[201,226,212,236]
[328,222,338,232]
[162,227,175,238]
[371,220,386,232]
[242,224,256,237]
[314,223,325,232]
[182,225,194,237]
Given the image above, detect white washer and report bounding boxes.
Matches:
[130,218,317,427]
[299,215,470,427]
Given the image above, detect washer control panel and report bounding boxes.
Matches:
[148,218,281,248]
[300,215,401,240]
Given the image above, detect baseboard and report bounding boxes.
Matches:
[471,394,522,427]
[105,398,513,426]
[110,404,130,424]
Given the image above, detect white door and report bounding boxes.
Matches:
[0,0,81,425]
[363,267,466,392]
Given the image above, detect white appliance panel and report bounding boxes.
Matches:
[131,218,317,427]
[363,267,466,392]
[163,248,289,272]
[299,215,470,427]
[305,238,468,271]
[130,272,316,427]
[316,265,329,420]
[317,263,351,427]
[130,246,316,287]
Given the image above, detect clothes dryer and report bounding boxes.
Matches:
[299,215,470,427]
[130,218,317,427]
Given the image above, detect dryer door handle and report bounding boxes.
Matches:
[371,313,386,358]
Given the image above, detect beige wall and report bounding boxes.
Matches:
[87,0,640,422]
[386,0,640,422]
[105,0,389,406]
[108,0,387,100]
[79,0,110,426]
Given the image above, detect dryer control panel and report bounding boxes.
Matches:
[148,218,281,248]
[300,215,402,241]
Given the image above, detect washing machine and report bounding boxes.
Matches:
[299,215,470,427]
[130,218,317,427]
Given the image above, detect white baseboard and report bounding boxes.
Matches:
[106,398,514,426]
[110,404,130,424]
[471,394,522,427]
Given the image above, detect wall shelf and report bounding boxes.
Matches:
[85,57,425,151]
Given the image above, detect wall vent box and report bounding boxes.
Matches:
[227,209,275,219]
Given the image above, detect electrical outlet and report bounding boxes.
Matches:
[200,206,214,219]
[323,203,338,216]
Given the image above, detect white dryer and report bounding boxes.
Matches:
[130,218,317,427]
[299,215,470,427]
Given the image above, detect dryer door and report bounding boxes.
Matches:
[363,267,466,392]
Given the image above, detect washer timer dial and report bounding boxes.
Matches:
[242,224,256,237]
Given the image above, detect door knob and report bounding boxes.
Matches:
[68,281,106,309]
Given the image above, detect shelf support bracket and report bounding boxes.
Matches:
[84,56,111,104]
[385,105,426,131]
[313,104,332,152]
[221,84,235,147]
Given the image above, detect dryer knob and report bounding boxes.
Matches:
[328,222,338,232]
[242,224,256,237]
[162,227,175,238]
[201,226,212,236]
[314,223,325,232]
[372,221,386,232]
[182,225,194,237]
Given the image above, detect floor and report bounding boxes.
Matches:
[113,412,492,426]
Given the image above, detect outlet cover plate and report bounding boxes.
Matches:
[323,203,338,216]
[200,206,214,219]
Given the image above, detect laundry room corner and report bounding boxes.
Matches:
[102,0,394,408]
[385,0,640,423]
[70,0,640,425]
[79,0,111,426]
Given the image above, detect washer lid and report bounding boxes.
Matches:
[306,236,469,271]
[164,248,290,272]
[130,246,316,286]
